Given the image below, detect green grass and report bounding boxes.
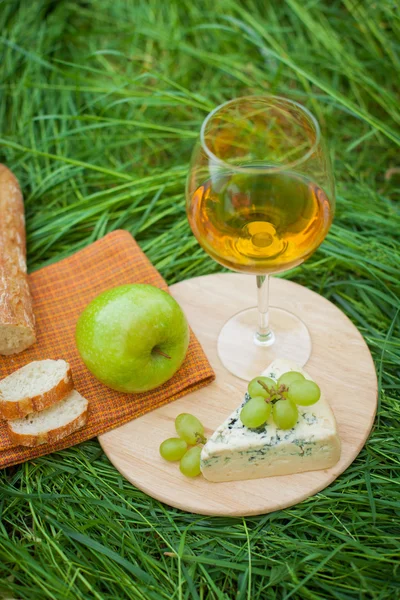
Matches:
[0,0,399,598]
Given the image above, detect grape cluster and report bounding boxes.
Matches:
[240,371,321,430]
[159,413,206,477]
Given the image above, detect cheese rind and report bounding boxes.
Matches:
[200,359,341,483]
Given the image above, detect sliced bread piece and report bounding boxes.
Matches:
[7,389,88,447]
[0,359,73,419]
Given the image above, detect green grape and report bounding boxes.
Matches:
[247,376,276,399]
[159,437,188,462]
[273,399,298,430]
[240,396,271,428]
[277,371,305,388]
[179,446,202,477]
[175,413,205,445]
[288,380,321,406]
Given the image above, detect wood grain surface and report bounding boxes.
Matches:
[99,274,377,516]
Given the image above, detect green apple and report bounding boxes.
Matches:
[75,284,190,393]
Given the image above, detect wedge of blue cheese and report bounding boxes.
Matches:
[200,359,341,482]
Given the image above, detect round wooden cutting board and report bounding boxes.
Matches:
[98,274,377,517]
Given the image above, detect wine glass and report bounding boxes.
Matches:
[186,95,335,380]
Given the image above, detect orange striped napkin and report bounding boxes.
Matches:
[0,230,215,468]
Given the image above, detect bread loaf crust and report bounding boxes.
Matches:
[7,407,88,447]
[0,164,36,355]
[0,365,74,419]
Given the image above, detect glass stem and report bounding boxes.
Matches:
[255,275,275,346]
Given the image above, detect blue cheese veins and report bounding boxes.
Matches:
[200,359,341,482]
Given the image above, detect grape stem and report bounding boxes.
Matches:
[196,433,207,445]
[257,379,272,401]
[257,380,289,403]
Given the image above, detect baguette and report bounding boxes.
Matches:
[0,359,73,419]
[7,389,89,447]
[0,164,36,355]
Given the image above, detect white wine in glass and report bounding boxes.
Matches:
[186,96,335,380]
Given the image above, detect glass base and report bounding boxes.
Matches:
[217,307,311,381]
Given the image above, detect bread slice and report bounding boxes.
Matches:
[0,359,73,419]
[0,164,36,355]
[7,389,88,447]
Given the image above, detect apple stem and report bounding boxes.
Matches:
[153,347,171,360]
